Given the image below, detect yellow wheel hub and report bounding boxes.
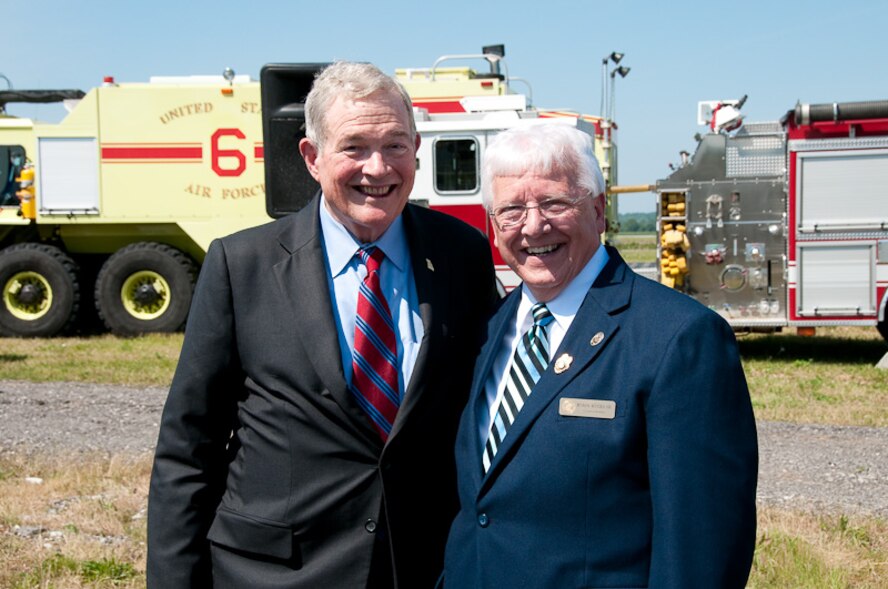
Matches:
[120,271,171,320]
[4,271,52,321]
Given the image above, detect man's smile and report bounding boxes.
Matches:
[524,243,561,256]
[356,184,396,197]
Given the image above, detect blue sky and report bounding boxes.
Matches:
[4,0,886,213]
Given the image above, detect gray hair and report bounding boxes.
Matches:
[304,61,416,149]
[481,124,605,209]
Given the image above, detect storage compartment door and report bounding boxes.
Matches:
[797,244,875,316]
[796,149,888,232]
[37,137,100,213]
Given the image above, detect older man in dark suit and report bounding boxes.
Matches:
[442,124,758,588]
[147,61,497,589]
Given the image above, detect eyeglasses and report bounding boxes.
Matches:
[489,194,590,230]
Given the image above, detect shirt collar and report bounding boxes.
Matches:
[518,245,610,329]
[319,194,409,277]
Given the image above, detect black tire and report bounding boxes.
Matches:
[878,318,888,343]
[95,242,197,336]
[0,243,80,337]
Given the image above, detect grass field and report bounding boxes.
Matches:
[0,334,182,387]
[0,322,886,587]
[740,327,888,426]
[613,231,657,264]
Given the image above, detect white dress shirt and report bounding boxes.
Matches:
[479,246,610,444]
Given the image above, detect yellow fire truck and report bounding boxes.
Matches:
[0,46,616,336]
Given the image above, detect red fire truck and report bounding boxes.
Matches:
[655,98,888,341]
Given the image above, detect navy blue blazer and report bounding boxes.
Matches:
[443,247,758,588]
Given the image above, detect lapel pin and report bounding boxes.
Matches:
[590,331,605,346]
[426,258,435,271]
[553,353,573,374]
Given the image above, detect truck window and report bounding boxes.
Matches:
[1,145,26,206]
[434,138,479,194]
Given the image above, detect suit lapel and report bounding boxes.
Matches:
[388,205,447,440]
[545,252,633,392]
[465,291,521,491]
[481,250,633,488]
[272,197,379,444]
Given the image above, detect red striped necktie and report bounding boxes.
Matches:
[351,246,400,441]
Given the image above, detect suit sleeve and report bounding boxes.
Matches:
[147,239,243,588]
[645,311,758,588]
[475,240,500,320]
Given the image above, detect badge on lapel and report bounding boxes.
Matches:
[590,331,605,346]
[553,353,573,374]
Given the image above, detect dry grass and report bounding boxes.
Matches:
[2,453,886,588]
[750,507,888,588]
[0,453,149,588]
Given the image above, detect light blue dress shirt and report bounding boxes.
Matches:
[479,246,610,445]
[319,196,424,398]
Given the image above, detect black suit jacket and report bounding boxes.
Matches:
[148,197,497,588]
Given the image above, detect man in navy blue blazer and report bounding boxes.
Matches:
[442,124,758,588]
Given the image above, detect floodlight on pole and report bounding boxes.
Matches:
[600,50,625,118]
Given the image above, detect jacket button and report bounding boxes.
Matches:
[364,519,377,533]
[478,513,489,527]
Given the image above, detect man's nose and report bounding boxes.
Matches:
[363,151,388,175]
[521,206,550,235]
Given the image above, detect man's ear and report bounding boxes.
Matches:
[593,192,607,234]
[299,138,321,181]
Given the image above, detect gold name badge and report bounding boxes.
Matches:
[559,398,616,419]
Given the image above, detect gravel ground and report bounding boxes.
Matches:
[0,380,166,455]
[1,380,886,517]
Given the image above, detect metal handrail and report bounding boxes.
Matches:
[429,53,511,94]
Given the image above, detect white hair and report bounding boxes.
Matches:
[481,124,605,209]
[304,61,416,149]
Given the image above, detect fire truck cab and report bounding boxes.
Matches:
[656,98,888,341]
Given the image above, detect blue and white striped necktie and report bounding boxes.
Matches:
[483,303,554,473]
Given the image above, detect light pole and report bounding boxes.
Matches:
[608,65,631,123]
[600,51,624,119]
[599,52,629,187]
[599,52,633,240]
